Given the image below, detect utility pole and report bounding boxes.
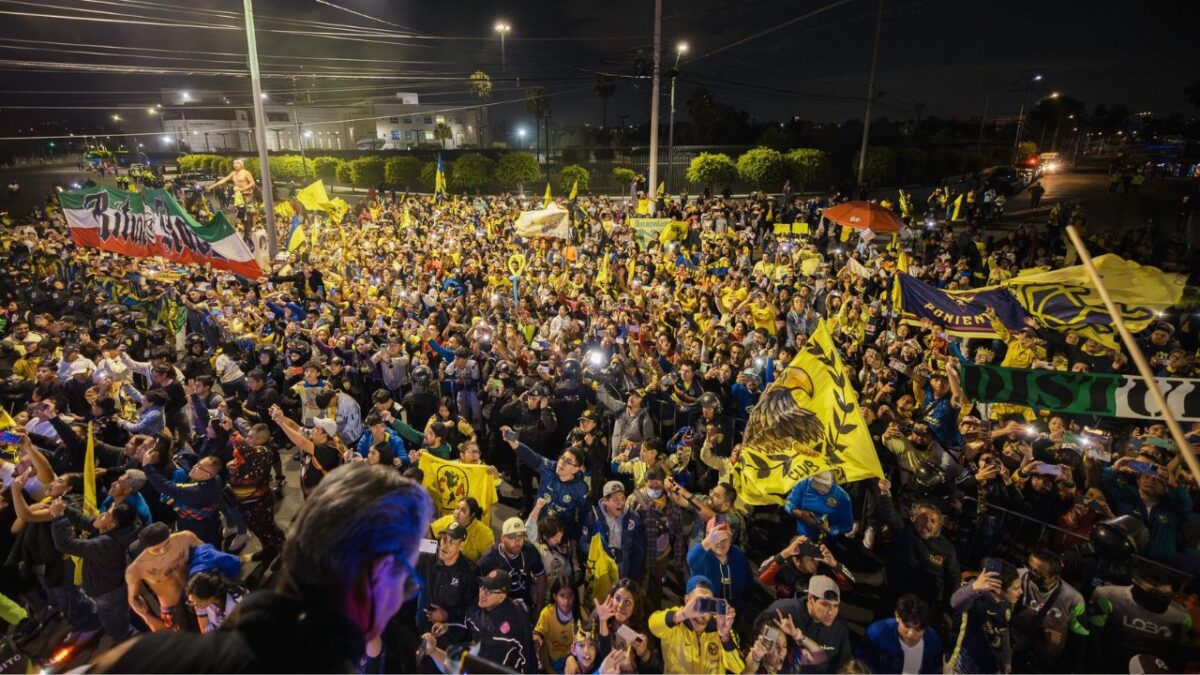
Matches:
[668,42,687,193]
[243,0,277,256]
[292,100,309,177]
[646,0,662,205]
[856,0,884,186]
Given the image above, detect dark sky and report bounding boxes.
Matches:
[1,0,1197,139]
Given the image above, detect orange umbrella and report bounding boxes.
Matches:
[821,201,903,233]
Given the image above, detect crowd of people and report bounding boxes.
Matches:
[0,160,1197,675]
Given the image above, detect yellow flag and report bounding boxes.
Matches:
[897,189,911,217]
[568,180,578,202]
[232,190,244,207]
[951,194,964,221]
[1003,254,1185,348]
[543,182,552,207]
[296,180,331,213]
[400,209,413,229]
[326,198,350,225]
[792,222,810,235]
[733,320,883,505]
[839,225,854,242]
[418,452,498,518]
[0,407,14,430]
[584,533,619,608]
[596,252,611,286]
[656,181,665,197]
[83,423,97,517]
[774,223,791,235]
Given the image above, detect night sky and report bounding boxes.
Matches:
[1,0,1197,138]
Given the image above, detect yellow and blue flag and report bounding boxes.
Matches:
[434,154,447,201]
[286,215,305,252]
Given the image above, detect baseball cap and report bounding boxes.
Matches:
[685,574,712,594]
[312,417,338,438]
[502,517,526,537]
[442,521,468,541]
[21,333,42,344]
[480,569,511,592]
[602,480,626,498]
[807,574,840,602]
[69,360,91,376]
[134,522,170,554]
[812,470,834,487]
[579,407,600,423]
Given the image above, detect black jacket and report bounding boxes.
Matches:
[878,492,960,607]
[96,590,364,673]
[50,516,138,596]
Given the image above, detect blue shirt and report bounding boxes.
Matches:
[921,389,961,450]
[100,492,152,527]
[685,542,755,612]
[785,477,853,539]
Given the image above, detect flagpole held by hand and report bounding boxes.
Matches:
[1064,225,1200,481]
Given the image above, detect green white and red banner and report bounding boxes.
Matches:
[60,186,263,279]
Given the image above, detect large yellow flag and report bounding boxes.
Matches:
[73,423,98,585]
[584,534,619,608]
[417,452,498,518]
[733,320,883,505]
[326,197,350,225]
[295,180,331,213]
[1003,254,1185,348]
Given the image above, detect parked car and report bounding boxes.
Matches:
[980,166,1028,195]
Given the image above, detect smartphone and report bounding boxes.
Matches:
[1127,460,1160,476]
[696,597,728,615]
[761,626,781,645]
[615,624,639,645]
[419,538,438,555]
[888,358,910,376]
[503,429,519,443]
[488,378,502,390]
[1146,437,1176,450]
[983,558,1003,576]
[0,431,20,445]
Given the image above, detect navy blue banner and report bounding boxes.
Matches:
[896,273,1030,337]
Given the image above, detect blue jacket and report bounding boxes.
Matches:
[685,542,755,612]
[580,503,646,582]
[855,618,944,674]
[785,477,854,539]
[355,427,406,461]
[515,442,589,539]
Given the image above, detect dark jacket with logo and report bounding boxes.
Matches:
[878,492,960,607]
[416,552,478,644]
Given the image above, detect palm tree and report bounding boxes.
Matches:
[524,86,550,163]
[593,75,616,132]
[468,70,492,149]
[433,122,453,149]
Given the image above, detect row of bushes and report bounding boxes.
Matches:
[685,147,833,192]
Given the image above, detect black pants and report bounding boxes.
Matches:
[240,495,285,561]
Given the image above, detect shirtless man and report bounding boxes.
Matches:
[206,159,257,226]
[125,522,202,632]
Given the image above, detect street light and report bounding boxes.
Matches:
[667,41,688,192]
[494,21,511,73]
[1012,73,1046,162]
[516,126,526,149]
[147,108,157,115]
[111,114,122,122]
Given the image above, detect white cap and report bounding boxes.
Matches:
[69,361,91,376]
[812,471,834,488]
[312,417,338,437]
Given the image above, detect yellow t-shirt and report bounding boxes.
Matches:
[430,515,494,562]
[749,302,778,335]
[534,605,578,663]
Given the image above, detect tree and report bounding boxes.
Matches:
[495,152,540,192]
[558,164,589,194]
[349,156,385,188]
[469,71,493,148]
[686,153,737,192]
[594,75,616,131]
[736,147,786,188]
[334,160,354,184]
[312,156,342,182]
[451,154,495,192]
[860,147,897,185]
[612,167,637,186]
[525,86,551,163]
[433,123,453,149]
[269,156,314,182]
[783,148,831,191]
[384,156,421,190]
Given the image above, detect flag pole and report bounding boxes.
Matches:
[243,0,277,258]
[1064,225,1200,480]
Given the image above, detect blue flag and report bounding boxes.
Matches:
[896,273,1030,338]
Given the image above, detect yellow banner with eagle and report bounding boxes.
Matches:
[733,320,883,506]
[417,452,498,518]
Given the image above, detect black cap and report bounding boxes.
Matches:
[480,569,510,592]
[133,522,170,554]
[442,521,468,541]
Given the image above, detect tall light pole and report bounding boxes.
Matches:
[667,41,687,193]
[243,0,277,255]
[1037,91,1060,151]
[855,0,885,187]
[646,0,662,205]
[494,22,511,74]
[1012,74,1044,162]
[292,100,309,177]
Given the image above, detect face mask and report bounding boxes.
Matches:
[647,488,664,500]
[1131,585,1173,614]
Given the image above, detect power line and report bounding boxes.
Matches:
[682,0,854,65]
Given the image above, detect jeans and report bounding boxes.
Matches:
[45,577,100,633]
[94,586,133,640]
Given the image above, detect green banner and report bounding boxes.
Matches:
[959,364,1200,422]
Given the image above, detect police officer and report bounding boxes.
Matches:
[403,364,440,431]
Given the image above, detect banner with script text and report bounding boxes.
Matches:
[60,186,263,278]
[959,364,1200,422]
[734,320,883,506]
